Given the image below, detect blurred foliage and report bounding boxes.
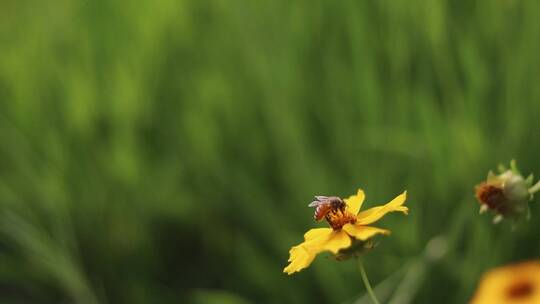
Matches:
[1,0,540,303]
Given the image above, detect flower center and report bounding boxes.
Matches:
[325,208,356,230]
[506,280,535,299]
[475,182,506,211]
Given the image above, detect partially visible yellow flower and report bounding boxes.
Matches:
[283,189,408,275]
[471,261,540,304]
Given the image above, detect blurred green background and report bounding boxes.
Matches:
[1,1,540,303]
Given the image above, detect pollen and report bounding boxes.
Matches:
[325,209,357,230]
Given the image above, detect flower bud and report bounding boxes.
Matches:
[475,160,539,223]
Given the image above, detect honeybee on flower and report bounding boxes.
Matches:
[475,160,540,223]
[283,188,408,275]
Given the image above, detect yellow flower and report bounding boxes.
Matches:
[283,189,408,275]
[471,261,540,304]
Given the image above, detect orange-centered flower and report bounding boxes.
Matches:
[283,189,408,275]
[471,261,540,304]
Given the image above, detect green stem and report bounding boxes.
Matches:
[358,259,380,304]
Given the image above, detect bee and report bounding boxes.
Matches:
[308,196,346,221]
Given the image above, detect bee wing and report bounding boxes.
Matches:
[308,200,330,207]
[308,201,321,207]
[315,196,328,200]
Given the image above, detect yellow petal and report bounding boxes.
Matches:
[283,230,351,274]
[304,228,333,241]
[284,246,316,274]
[344,189,366,215]
[356,191,408,225]
[284,229,333,274]
[320,230,352,254]
[342,223,390,240]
